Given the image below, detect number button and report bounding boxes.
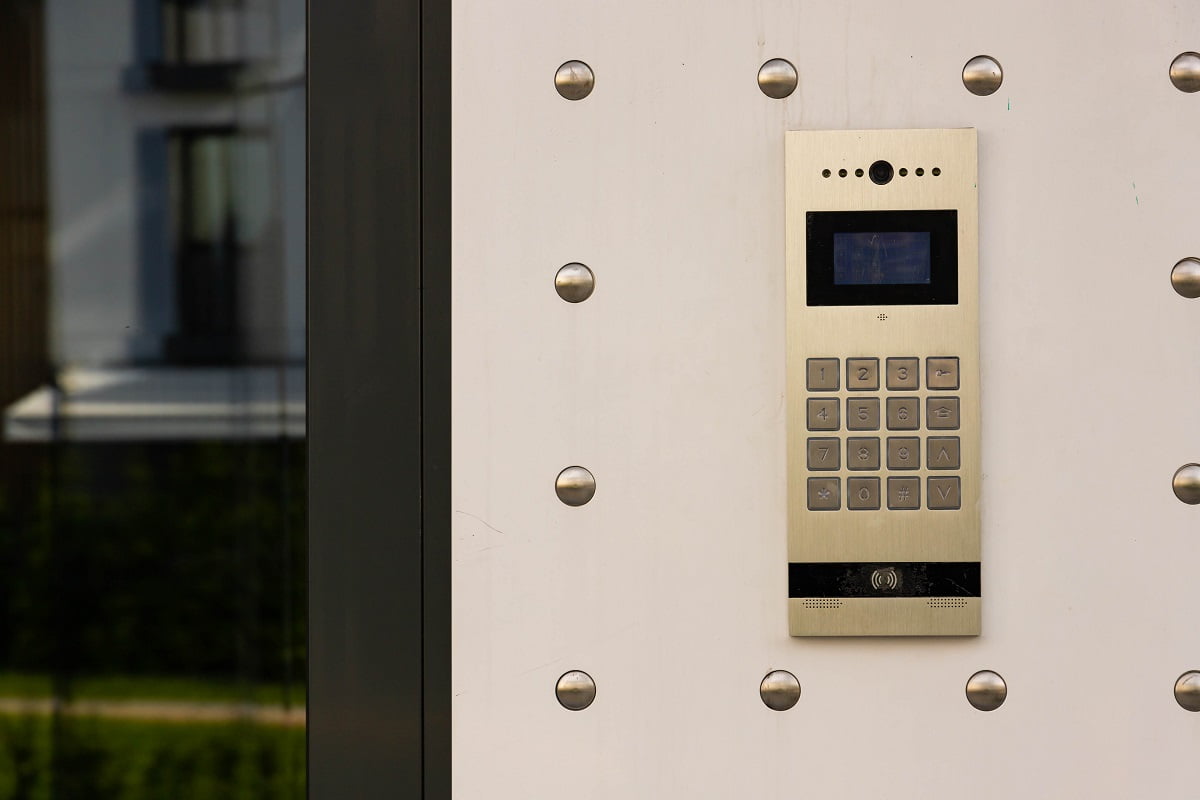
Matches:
[806,437,840,471]
[926,357,959,390]
[927,436,960,469]
[887,477,920,510]
[886,357,919,390]
[886,437,921,470]
[928,477,961,510]
[886,397,919,431]
[846,398,880,431]
[806,398,840,431]
[806,358,839,391]
[847,477,881,510]
[846,358,879,391]
[807,478,840,511]
[846,437,880,471]
[926,397,960,430]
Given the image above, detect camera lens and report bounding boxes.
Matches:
[869,160,894,185]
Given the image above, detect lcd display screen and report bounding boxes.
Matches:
[833,232,931,285]
[806,210,958,306]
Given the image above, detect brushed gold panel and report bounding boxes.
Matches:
[789,598,980,637]
[785,130,980,636]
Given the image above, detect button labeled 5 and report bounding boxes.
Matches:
[846,398,880,430]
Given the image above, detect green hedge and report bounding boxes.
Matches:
[0,714,304,800]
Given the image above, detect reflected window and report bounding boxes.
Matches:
[166,128,270,363]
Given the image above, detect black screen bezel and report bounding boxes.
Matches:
[806,210,958,306]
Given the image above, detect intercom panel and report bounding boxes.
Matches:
[785,129,980,636]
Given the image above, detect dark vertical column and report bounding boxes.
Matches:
[309,0,445,795]
[421,0,451,796]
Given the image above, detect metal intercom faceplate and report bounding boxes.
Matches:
[786,129,980,636]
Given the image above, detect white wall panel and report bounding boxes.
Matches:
[453,1,1200,795]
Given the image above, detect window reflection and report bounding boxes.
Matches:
[0,0,305,795]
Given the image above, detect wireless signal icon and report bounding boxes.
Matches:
[870,567,899,591]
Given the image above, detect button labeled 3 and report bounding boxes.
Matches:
[886,357,919,390]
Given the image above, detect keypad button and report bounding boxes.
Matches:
[846,397,880,431]
[928,477,961,510]
[806,358,839,391]
[886,357,919,390]
[926,357,959,390]
[886,437,921,470]
[806,437,840,471]
[887,477,920,510]
[927,437,960,470]
[846,358,879,391]
[807,398,840,431]
[847,477,881,510]
[807,478,840,511]
[886,397,920,430]
[846,437,880,471]
[926,397,960,430]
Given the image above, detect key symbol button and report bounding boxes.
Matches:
[926,357,959,390]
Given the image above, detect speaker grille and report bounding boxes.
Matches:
[927,598,969,609]
[802,598,843,609]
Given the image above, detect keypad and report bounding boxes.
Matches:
[803,356,965,511]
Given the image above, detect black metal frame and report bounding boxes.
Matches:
[308,0,449,796]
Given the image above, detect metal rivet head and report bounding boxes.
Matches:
[965,670,1007,711]
[555,466,596,506]
[554,60,594,101]
[962,55,1003,96]
[555,263,595,303]
[1175,671,1200,711]
[759,670,801,711]
[1170,257,1200,298]
[1172,464,1200,504]
[757,58,798,99]
[556,670,596,710]
[1170,52,1200,93]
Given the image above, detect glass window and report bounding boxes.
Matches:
[0,0,305,794]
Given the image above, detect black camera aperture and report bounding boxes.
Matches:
[869,160,894,185]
